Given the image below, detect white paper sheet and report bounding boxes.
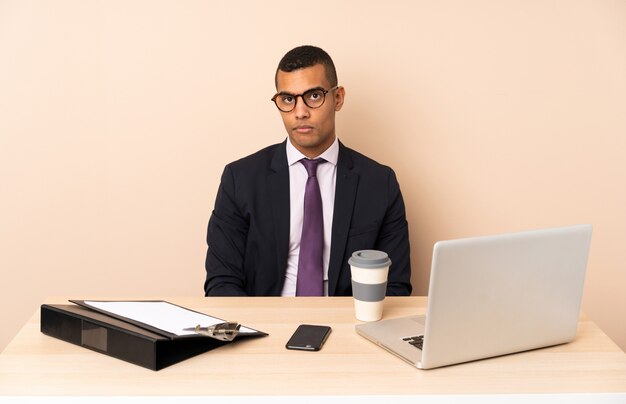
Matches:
[83,300,257,336]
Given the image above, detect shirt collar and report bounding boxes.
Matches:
[286,136,339,167]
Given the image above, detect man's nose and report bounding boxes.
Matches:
[293,96,310,119]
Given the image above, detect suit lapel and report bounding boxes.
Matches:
[328,143,359,295]
[268,141,290,286]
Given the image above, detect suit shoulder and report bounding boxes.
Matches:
[341,144,395,174]
[226,142,284,172]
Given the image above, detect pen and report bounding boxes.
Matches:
[183,322,241,341]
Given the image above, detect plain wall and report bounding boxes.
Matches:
[1,0,625,352]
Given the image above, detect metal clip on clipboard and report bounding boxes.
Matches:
[183,322,241,341]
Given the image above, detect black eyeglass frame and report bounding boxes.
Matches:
[271,85,339,112]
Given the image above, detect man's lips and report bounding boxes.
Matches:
[294,125,314,133]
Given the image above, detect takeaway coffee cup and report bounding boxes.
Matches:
[348,250,391,322]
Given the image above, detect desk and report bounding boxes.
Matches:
[0,297,625,399]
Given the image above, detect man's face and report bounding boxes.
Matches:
[275,64,345,158]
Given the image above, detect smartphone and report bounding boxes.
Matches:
[285,324,332,351]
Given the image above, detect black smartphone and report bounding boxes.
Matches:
[285,324,332,351]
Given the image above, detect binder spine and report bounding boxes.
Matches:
[41,305,157,370]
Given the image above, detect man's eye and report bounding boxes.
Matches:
[308,91,322,100]
[281,95,294,104]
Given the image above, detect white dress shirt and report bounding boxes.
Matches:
[281,137,339,296]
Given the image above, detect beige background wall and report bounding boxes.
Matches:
[1,0,625,352]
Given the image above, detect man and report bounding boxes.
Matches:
[204,45,411,296]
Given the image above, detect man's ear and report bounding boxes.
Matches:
[334,86,345,111]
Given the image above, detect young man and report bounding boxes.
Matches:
[204,45,411,296]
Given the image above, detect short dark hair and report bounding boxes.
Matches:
[275,45,338,88]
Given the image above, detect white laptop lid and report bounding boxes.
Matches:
[356,224,593,369]
[420,224,592,368]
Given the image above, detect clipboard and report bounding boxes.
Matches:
[40,300,268,370]
[69,299,266,339]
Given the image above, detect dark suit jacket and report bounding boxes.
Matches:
[204,140,412,296]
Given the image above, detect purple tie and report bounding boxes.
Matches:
[296,158,325,296]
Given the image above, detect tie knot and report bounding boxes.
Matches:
[300,158,325,177]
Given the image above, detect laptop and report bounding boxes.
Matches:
[355,224,593,369]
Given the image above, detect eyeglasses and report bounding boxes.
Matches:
[271,86,339,112]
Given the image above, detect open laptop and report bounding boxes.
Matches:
[355,224,593,369]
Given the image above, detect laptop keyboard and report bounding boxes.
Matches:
[403,335,424,350]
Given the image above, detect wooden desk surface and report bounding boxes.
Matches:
[0,296,625,396]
